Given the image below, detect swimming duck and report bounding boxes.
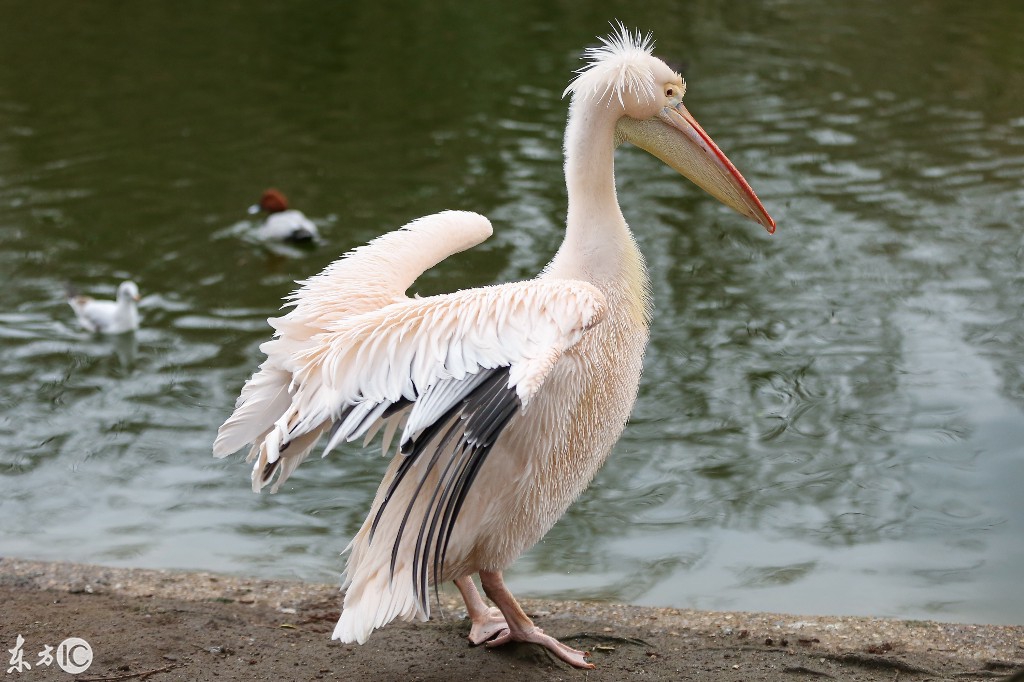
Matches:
[67,280,141,334]
[248,189,320,243]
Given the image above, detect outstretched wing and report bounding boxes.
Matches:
[213,210,494,460]
[219,278,606,490]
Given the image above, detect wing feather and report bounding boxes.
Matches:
[275,210,493,336]
[213,368,292,457]
[220,276,603,499]
[253,279,603,479]
[215,211,492,462]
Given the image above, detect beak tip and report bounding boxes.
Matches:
[750,209,775,234]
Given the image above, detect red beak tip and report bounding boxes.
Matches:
[753,211,776,234]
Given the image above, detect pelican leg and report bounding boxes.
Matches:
[454,575,508,644]
[478,570,595,670]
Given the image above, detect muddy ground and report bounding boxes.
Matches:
[1,558,1021,681]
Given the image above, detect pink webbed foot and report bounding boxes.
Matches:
[467,606,508,645]
[477,569,595,670]
[454,576,509,645]
[486,625,595,669]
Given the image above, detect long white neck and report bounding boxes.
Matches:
[545,96,649,322]
[565,100,623,231]
[116,296,138,326]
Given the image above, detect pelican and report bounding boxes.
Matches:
[248,188,320,243]
[67,280,141,334]
[215,25,773,669]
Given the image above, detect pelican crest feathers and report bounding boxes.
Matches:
[563,22,672,107]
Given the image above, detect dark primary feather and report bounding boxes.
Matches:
[258,363,521,612]
[260,459,280,486]
[260,404,358,487]
[425,372,519,608]
[413,368,519,611]
[363,366,521,611]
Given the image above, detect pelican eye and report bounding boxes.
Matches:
[665,81,686,100]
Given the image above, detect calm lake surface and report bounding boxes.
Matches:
[2,2,1022,625]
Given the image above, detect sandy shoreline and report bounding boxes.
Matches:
[2,557,1021,680]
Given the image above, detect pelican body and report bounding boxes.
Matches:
[215,25,773,669]
[67,280,141,334]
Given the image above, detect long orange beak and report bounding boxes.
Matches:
[616,102,775,233]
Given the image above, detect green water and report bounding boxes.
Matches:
[1,2,1022,624]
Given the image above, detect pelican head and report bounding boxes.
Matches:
[565,24,774,233]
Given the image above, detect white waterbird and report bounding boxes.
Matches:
[67,280,141,335]
[215,25,773,669]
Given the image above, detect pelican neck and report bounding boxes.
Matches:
[550,96,638,285]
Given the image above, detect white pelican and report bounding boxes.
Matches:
[215,25,773,669]
[67,280,141,334]
[248,188,320,243]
